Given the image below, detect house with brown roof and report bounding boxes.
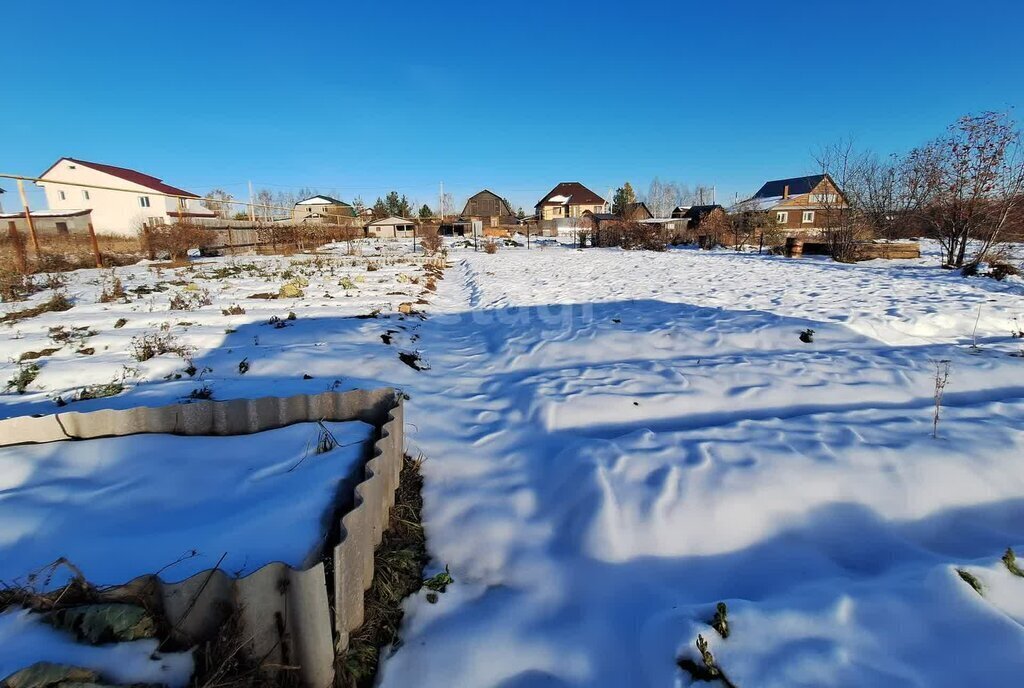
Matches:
[37,157,215,236]
[461,190,515,228]
[737,174,846,235]
[535,182,608,234]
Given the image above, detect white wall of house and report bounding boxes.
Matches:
[38,159,208,237]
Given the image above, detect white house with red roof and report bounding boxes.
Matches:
[37,158,215,236]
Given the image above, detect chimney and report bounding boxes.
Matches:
[782,184,790,199]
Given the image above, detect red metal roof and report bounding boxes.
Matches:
[38,158,202,198]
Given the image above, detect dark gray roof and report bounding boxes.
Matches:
[684,204,723,220]
[753,175,825,199]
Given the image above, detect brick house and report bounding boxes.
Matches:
[535,182,608,235]
[740,174,846,235]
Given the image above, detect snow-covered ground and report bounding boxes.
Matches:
[0,420,374,586]
[2,239,1024,686]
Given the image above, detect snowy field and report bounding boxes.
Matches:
[2,239,1024,686]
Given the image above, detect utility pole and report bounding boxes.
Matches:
[248,180,256,222]
[439,181,444,222]
[17,179,40,255]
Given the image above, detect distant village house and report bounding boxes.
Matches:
[365,215,416,239]
[292,195,358,226]
[461,190,515,228]
[739,174,846,235]
[535,182,608,235]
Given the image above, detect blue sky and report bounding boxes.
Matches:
[2,0,1022,212]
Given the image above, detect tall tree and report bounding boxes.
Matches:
[372,198,388,220]
[612,183,637,215]
[419,203,433,219]
[382,191,412,217]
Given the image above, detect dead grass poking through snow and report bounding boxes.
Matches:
[336,454,428,688]
[0,291,73,324]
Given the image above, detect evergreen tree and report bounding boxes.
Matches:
[382,191,412,217]
[516,207,526,220]
[419,203,433,219]
[612,182,637,215]
[372,197,388,219]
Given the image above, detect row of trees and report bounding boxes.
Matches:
[815,111,1024,266]
[611,179,716,217]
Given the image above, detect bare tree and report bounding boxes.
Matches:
[854,153,922,240]
[814,139,869,262]
[202,189,235,219]
[438,192,456,220]
[254,189,275,221]
[646,177,676,218]
[906,111,1024,267]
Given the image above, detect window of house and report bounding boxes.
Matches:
[82,190,90,200]
[178,197,188,210]
[776,211,789,224]
[139,196,151,208]
[58,191,66,201]
[55,222,69,235]
[802,211,815,223]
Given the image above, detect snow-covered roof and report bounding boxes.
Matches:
[296,196,349,206]
[0,209,92,219]
[732,196,784,212]
[547,194,571,204]
[367,215,415,226]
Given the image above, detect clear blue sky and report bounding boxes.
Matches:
[2,0,1022,212]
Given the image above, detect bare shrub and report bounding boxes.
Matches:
[0,267,34,302]
[99,273,126,303]
[142,222,212,261]
[419,226,443,256]
[594,221,667,251]
[6,362,40,394]
[130,329,193,361]
[482,239,499,254]
[169,289,212,310]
